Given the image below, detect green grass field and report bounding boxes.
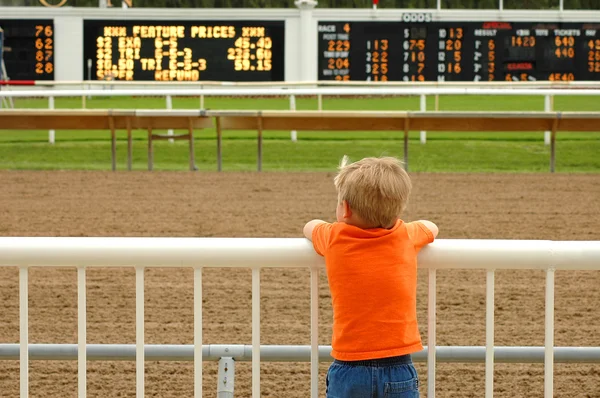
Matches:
[1,95,599,172]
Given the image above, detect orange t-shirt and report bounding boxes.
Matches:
[312,220,434,361]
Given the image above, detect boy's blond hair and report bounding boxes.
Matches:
[334,156,412,228]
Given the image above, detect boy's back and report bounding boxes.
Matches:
[312,219,433,361]
[303,156,438,398]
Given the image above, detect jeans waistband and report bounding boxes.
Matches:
[333,354,412,367]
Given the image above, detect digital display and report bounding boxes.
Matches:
[83,20,284,81]
[0,19,55,81]
[318,21,600,82]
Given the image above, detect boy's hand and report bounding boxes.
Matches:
[303,220,327,241]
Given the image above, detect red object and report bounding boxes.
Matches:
[0,80,36,86]
[373,0,379,4]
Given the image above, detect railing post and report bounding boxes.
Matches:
[252,268,261,398]
[290,94,297,142]
[194,267,203,398]
[78,266,87,398]
[49,96,55,144]
[428,268,436,398]
[216,117,223,172]
[136,266,145,398]
[403,117,410,171]
[147,128,153,171]
[485,270,495,398]
[544,95,552,146]
[257,114,263,172]
[550,117,558,173]
[109,117,116,172]
[217,357,235,398]
[19,266,29,398]
[420,94,427,144]
[126,118,133,171]
[166,95,174,143]
[545,267,556,398]
[310,268,319,398]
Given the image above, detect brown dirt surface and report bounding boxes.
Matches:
[0,171,599,398]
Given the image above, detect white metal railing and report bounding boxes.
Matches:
[4,87,600,99]
[0,238,599,398]
[3,85,600,144]
[3,80,600,89]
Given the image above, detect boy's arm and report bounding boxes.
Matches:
[417,220,439,239]
[406,219,439,253]
[303,219,327,241]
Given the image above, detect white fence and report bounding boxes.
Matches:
[0,238,599,398]
[3,85,600,144]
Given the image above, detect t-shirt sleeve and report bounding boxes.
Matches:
[312,222,333,256]
[406,221,435,253]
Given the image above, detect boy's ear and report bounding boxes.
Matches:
[343,200,352,219]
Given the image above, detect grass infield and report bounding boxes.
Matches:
[1,95,599,172]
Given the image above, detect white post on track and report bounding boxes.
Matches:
[19,266,28,398]
[499,0,503,10]
[545,267,555,398]
[49,96,55,144]
[485,270,495,398]
[317,94,323,111]
[78,266,87,398]
[559,0,564,11]
[136,266,145,398]
[252,268,260,398]
[436,0,441,9]
[166,95,174,143]
[310,268,319,398]
[428,268,436,398]
[544,95,552,145]
[420,94,427,144]
[194,267,203,398]
[290,94,298,142]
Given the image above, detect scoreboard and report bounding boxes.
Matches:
[0,19,55,81]
[318,21,600,82]
[83,20,284,81]
[2,16,600,83]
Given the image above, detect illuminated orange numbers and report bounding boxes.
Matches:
[555,36,575,47]
[327,40,350,52]
[511,36,536,47]
[553,35,575,60]
[555,47,575,58]
[34,25,53,76]
[588,39,600,73]
[549,72,575,81]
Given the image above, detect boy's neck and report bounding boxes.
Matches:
[343,216,395,230]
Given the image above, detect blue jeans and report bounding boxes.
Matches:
[326,355,420,398]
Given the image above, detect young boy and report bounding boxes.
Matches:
[303,156,438,398]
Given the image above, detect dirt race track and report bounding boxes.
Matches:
[0,171,599,398]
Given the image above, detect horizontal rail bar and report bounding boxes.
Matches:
[4,80,600,88]
[0,344,598,364]
[0,238,599,270]
[2,88,600,98]
[1,110,599,132]
[5,109,600,119]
